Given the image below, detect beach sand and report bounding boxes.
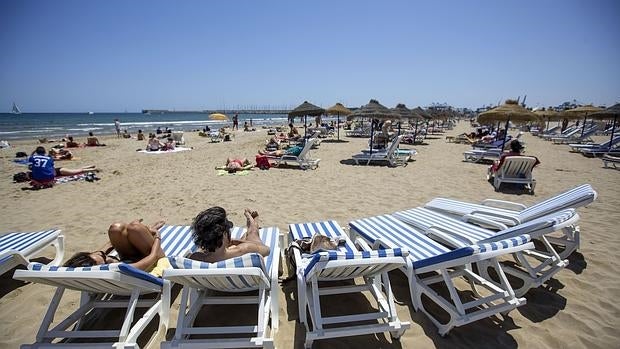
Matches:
[0,122,619,348]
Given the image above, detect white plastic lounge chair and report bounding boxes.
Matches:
[602,154,620,169]
[352,135,409,166]
[13,225,196,349]
[172,131,185,145]
[569,135,620,152]
[288,220,410,347]
[270,137,320,170]
[463,148,502,163]
[162,226,280,349]
[0,229,64,276]
[425,183,597,233]
[348,214,533,335]
[393,208,580,297]
[552,125,598,144]
[487,156,538,193]
[541,125,578,140]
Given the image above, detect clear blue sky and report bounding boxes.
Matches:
[1,0,619,112]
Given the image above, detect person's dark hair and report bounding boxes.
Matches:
[191,206,233,252]
[138,129,142,133]
[88,132,94,136]
[288,123,294,128]
[64,252,96,267]
[68,136,74,142]
[510,140,523,153]
[35,146,46,155]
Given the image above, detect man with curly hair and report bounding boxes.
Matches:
[190,207,270,263]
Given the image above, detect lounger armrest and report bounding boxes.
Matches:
[426,228,472,248]
[480,199,527,211]
[462,214,509,230]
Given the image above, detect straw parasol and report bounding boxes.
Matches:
[588,103,620,145]
[209,113,228,121]
[391,103,413,136]
[478,99,538,150]
[534,108,560,131]
[409,107,429,143]
[349,99,399,155]
[288,101,325,139]
[326,103,352,140]
[561,105,604,136]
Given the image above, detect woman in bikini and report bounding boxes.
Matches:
[215,157,253,173]
[63,219,168,275]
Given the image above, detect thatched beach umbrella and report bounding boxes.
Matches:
[562,105,604,136]
[588,103,620,145]
[349,99,398,156]
[478,99,538,150]
[534,109,560,131]
[391,103,413,136]
[288,101,325,139]
[411,107,432,142]
[326,103,352,140]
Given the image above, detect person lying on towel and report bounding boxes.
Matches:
[215,157,254,173]
[190,207,270,263]
[63,219,171,277]
[29,146,96,186]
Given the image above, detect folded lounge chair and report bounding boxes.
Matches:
[352,135,410,166]
[392,208,580,297]
[487,156,538,193]
[162,226,280,349]
[569,135,620,152]
[0,229,64,276]
[348,214,532,335]
[269,137,320,170]
[13,225,196,349]
[552,125,598,144]
[288,220,410,347]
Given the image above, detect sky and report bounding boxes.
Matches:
[1,0,619,112]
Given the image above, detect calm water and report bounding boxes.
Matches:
[0,112,292,140]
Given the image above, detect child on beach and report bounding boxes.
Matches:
[189,207,270,263]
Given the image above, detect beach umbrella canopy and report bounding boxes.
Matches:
[349,99,399,155]
[534,109,561,130]
[478,99,538,149]
[562,105,604,136]
[209,113,229,121]
[588,103,620,145]
[411,107,431,120]
[326,103,352,140]
[288,101,325,138]
[391,103,413,136]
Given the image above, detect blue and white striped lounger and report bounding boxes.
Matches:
[0,229,64,276]
[349,214,533,336]
[13,225,195,349]
[288,220,410,348]
[393,207,580,297]
[162,226,280,349]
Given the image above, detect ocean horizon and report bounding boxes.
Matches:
[0,112,303,140]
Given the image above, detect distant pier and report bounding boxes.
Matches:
[142,109,290,115]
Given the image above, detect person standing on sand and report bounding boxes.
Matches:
[114,118,121,138]
[232,114,239,130]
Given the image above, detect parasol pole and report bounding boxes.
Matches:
[413,120,419,144]
[304,115,308,139]
[496,121,501,141]
[369,119,375,157]
[581,115,587,136]
[610,115,617,145]
[337,112,340,140]
[501,117,510,151]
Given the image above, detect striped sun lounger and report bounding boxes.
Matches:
[349,214,533,336]
[162,226,280,349]
[13,225,195,349]
[288,220,410,347]
[0,229,64,276]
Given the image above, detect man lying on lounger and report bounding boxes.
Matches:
[190,207,270,263]
[258,144,303,157]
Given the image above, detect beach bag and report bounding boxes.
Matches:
[281,235,345,282]
[255,155,271,170]
[15,151,28,158]
[13,172,30,183]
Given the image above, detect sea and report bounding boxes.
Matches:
[0,112,299,141]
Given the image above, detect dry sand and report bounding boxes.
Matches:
[0,121,619,348]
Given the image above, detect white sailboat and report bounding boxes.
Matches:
[12,102,21,114]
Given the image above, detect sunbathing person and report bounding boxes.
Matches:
[258,144,303,157]
[63,219,171,276]
[162,137,176,150]
[288,123,300,140]
[65,136,80,148]
[29,146,96,184]
[190,207,269,263]
[490,140,540,173]
[216,157,254,173]
[48,148,73,160]
[137,129,145,141]
[146,134,164,151]
[86,132,106,146]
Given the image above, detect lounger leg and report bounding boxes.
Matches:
[36,287,66,343]
[117,289,140,344]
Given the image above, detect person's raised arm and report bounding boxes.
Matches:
[129,233,164,271]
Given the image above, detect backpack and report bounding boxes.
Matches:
[255,155,271,170]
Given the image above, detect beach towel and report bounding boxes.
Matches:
[216,169,250,176]
[137,147,192,154]
[26,173,100,190]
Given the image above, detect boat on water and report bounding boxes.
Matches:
[88,111,95,115]
[11,102,21,114]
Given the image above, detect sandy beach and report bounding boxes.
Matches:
[0,121,618,349]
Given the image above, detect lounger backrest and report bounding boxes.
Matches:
[289,220,357,253]
[297,138,317,160]
[499,156,537,179]
[168,254,267,292]
[519,184,597,221]
[159,225,197,257]
[230,226,279,272]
